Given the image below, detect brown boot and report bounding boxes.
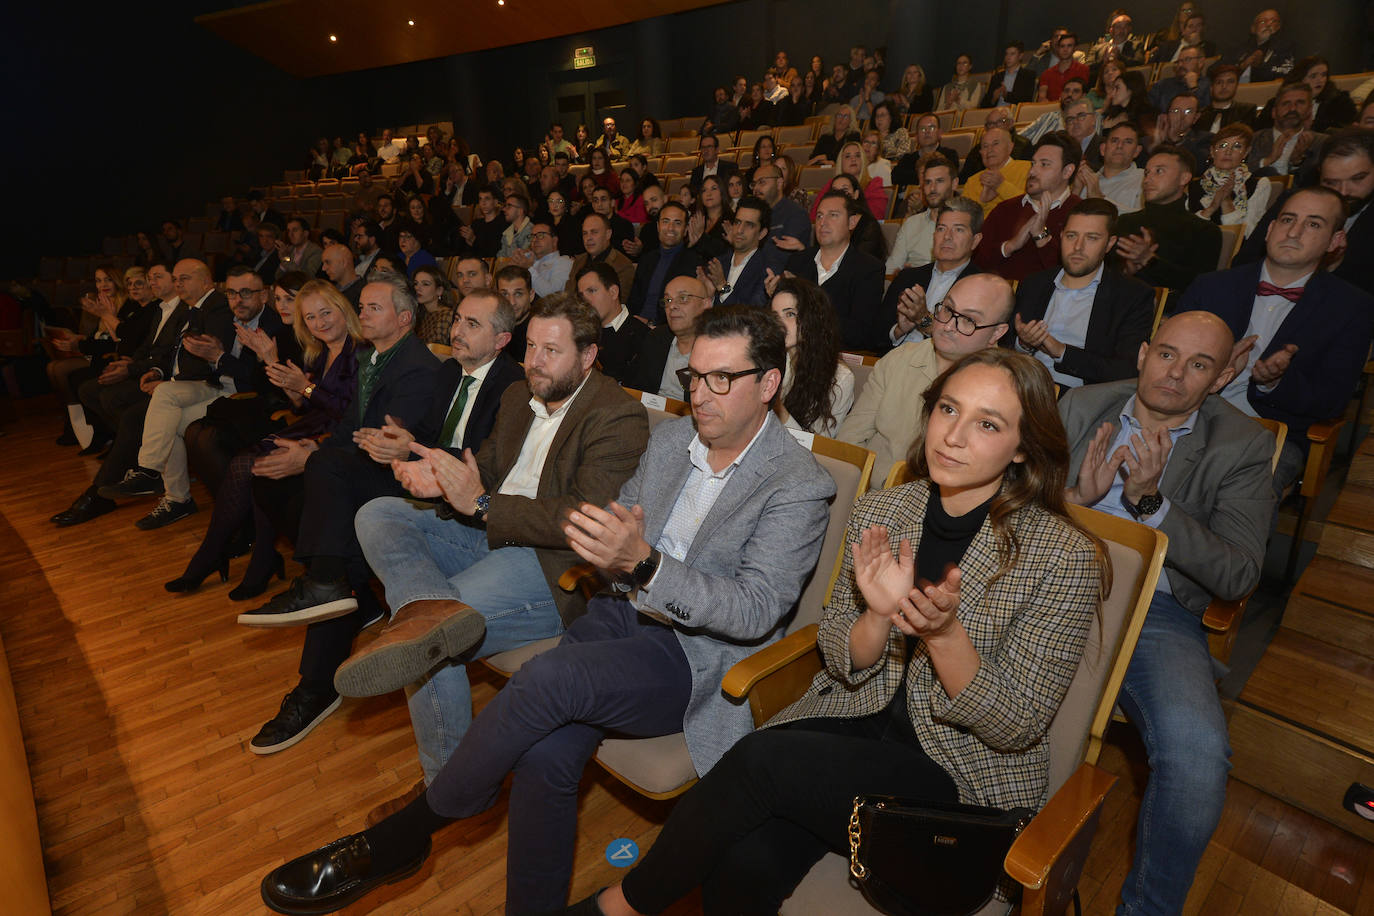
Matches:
[364,778,427,828]
[332,599,487,697]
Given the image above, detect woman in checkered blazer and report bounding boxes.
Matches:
[575,348,1110,916]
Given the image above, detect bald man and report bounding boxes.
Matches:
[321,242,363,308]
[1061,310,1276,913]
[625,274,713,399]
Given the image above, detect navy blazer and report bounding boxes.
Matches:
[1181,262,1374,442]
[218,305,284,392]
[627,245,704,323]
[419,352,525,456]
[879,260,982,351]
[1235,192,1374,297]
[713,245,785,308]
[787,246,887,352]
[327,333,442,445]
[1007,266,1154,387]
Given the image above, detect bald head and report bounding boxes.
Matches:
[1136,311,1237,420]
[173,259,212,304]
[953,273,1015,325]
[321,243,357,286]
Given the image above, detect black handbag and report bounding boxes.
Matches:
[846,795,1034,916]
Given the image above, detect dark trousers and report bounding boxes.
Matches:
[424,596,693,915]
[290,447,406,684]
[91,396,152,488]
[621,716,959,915]
[77,375,145,433]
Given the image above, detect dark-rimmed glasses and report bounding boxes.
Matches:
[675,366,764,395]
[933,300,1002,336]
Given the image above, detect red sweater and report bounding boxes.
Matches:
[973,194,1081,281]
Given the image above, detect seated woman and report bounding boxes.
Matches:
[861,130,893,188]
[872,100,911,163]
[890,64,935,118]
[1186,123,1271,238]
[166,280,362,597]
[1099,70,1153,137]
[616,168,648,225]
[1255,56,1358,133]
[809,140,889,222]
[544,190,581,257]
[412,265,454,347]
[1089,59,1125,110]
[626,118,665,159]
[771,277,854,437]
[575,348,1108,916]
[934,53,985,111]
[686,175,733,263]
[396,222,438,277]
[49,265,141,449]
[586,147,619,196]
[807,105,861,165]
[743,134,778,188]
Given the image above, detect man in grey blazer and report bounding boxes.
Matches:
[259,306,835,916]
[1061,310,1275,915]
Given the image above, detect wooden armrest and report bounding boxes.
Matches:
[1004,762,1117,890]
[557,563,600,593]
[1300,418,1345,499]
[1305,418,1344,445]
[721,625,821,727]
[1201,595,1247,633]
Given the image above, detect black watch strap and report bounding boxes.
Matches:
[631,548,662,588]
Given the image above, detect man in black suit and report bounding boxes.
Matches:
[576,261,648,383]
[1185,186,1374,494]
[1227,8,1296,83]
[689,134,738,189]
[892,114,966,187]
[625,275,712,398]
[781,190,886,352]
[1007,198,1154,388]
[1237,130,1374,296]
[700,196,783,308]
[249,190,287,233]
[984,40,1039,107]
[252,222,282,285]
[882,197,985,350]
[235,274,454,754]
[626,202,702,322]
[1246,83,1327,187]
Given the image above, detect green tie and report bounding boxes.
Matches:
[438,375,476,447]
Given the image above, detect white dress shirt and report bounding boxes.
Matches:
[1219,263,1309,414]
[886,209,936,272]
[498,373,591,498]
[441,356,495,448]
[815,244,849,285]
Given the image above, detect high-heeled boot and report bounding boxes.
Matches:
[229,551,286,602]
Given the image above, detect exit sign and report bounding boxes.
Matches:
[574,46,595,69]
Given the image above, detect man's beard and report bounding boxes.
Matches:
[530,364,583,404]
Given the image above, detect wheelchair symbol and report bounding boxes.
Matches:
[605,838,640,866]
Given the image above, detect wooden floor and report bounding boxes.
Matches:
[0,398,1370,916]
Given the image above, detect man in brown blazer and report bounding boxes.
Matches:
[336,294,650,780]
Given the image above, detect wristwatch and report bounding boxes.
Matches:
[472,493,491,523]
[1032,227,1051,242]
[1123,491,1164,520]
[301,383,316,400]
[716,282,732,299]
[631,548,662,589]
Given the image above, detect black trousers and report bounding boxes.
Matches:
[91,396,152,489]
[621,716,959,916]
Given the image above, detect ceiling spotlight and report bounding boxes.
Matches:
[328,34,337,42]
[497,1,504,5]
[407,19,415,26]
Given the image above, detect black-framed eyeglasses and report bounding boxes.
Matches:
[225,288,263,300]
[932,301,1002,336]
[661,293,707,307]
[675,366,764,395]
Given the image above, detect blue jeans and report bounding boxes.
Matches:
[1116,590,1231,916]
[424,596,693,915]
[354,497,565,781]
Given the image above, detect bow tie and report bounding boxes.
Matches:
[1256,281,1304,303]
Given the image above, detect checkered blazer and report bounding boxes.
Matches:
[768,478,1102,811]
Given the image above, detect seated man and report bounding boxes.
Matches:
[523,220,573,297]
[494,264,535,357]
[327,295,649,780]
[575,261,648,384]
[961,127,1032,216]
[1228,8,1296,83]
[498,194,533,258]
[974,132,1083,282]
[1008,198,1154,389]
[626,275,713,398]
[235,276,443,753]
[1183,186,1374,494]
[1149,45,1213,113]
[782,190,886,352]
[1246,83,1328,188]
[838,272,1013,482]
[882,197,984,349]
[699,196,784,308]
[98,261,271,529]
[750,163,811,250]
[1075,122,1145,215]
[1037,30,1090,101]
[1061,310,1275,916]
[564,212,636,303]
[955,107,1032,183]
[1114,144,1222,296]
[259,306,834,916]
[276,217,324,278]
[320,242,363,308]
[1197,65,1258,135]
[885,154,958,273]
[626,202,702,323]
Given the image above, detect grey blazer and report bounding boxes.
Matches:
[1060,380,1275,613]
[619,413,836,774]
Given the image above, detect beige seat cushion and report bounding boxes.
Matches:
[594,733,698,796]
[483,636,562,676]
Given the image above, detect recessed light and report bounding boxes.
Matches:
[497,1,504,5]
[329,34,337,42]
[408,19,415,26]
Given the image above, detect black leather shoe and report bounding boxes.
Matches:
[51,492,117,527]
[97,467,164,500]
[77,436,111,456]
[250,684,342,755]
[260,833,430,914]
[236,575,357,628]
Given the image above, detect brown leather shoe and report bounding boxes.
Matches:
[332,599,487,697]
[364,778,427,828]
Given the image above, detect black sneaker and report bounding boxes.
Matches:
[97,467,164,500]
[236,576,359,628]
[250,684,342,755]
[134,496,198,530]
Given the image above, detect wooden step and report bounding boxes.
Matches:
[1282,592,1374,659]
[1324,483,1374,536]
[1231,629,1374,841]
[1292,555,1374,615]
[1350,437,1374,487]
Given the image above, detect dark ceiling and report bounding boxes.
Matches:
[197,0,734,78]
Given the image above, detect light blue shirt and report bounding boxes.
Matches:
[1087,395,1198,595]
[1032,264,1104,388]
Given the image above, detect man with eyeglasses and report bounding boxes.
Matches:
[892,114,965,187]
[98,263,278,529]
[957,107,1032,183]
[882,196,985,349]
[1149,46,1213,113]
[749,163,810,250]
[1022,80,1090,144]
[626,275,713,398]
[1159,91,1214,176]
[627,202,703,323]
[260,305,831,916]
[839,272,1014,481]
[522,220,572,297]
[1228,8,1296,83]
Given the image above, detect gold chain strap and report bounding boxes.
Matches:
[848,796,867,879]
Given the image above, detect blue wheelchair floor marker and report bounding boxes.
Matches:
[606,838,640,867]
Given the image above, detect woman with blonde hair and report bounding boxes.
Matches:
[809,140,888,221]
[806,104,861,165]
[891,63,934,116]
